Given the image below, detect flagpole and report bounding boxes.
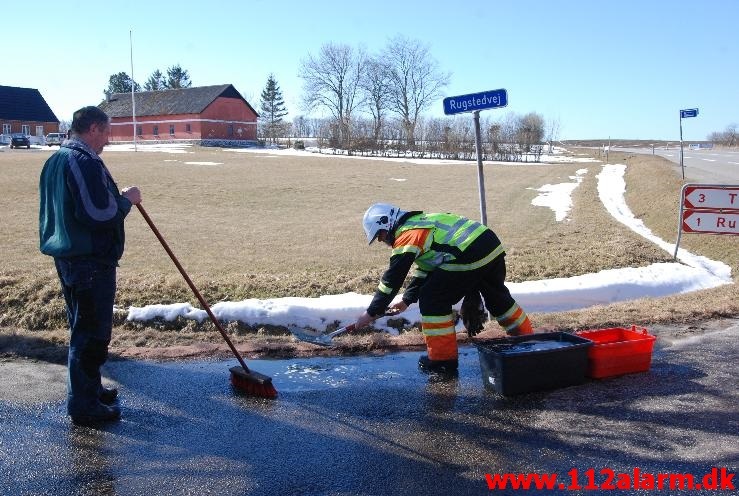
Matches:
[130,29,137,152]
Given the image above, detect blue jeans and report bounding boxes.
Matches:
[54,258,116,416]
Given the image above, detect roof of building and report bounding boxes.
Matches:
[0,85,59,123]
[98,84,258,118]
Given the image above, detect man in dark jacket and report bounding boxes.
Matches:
[39,106,141,425]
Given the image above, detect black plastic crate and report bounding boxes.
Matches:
[476,332,593,396]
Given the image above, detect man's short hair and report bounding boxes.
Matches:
[71,106,110,135]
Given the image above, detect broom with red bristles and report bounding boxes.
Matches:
[135,204,277,399]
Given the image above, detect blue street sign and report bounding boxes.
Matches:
[443,89,508,115]
[680,108,699,118]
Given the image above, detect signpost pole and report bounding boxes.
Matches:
[473,110,487,225]
[679,113,684,180]
[442,89,507,226]
[678,108,698,180]
[674,184,688,259]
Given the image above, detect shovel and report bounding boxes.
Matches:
[288,323,356,347]
[288,310,398,347]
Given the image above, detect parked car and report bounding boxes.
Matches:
[9,134,31,149]
[45,132,67,146]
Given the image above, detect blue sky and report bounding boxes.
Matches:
[5,0,737,140]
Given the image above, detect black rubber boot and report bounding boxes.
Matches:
[71,403,121,426]
[418,355,459,374]
[99,386,118,405]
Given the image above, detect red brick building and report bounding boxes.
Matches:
[0,85,60,140]
[98,84,259,145]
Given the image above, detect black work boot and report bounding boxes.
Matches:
[71,403,121,426]
[99,386,118,405]
[418,355,459,374]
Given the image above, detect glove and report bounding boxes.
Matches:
[461,291,487,337]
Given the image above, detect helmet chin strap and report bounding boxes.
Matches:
[383,230,395,246]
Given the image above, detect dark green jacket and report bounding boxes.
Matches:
[39,139,132,264]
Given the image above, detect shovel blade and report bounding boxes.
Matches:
[288,326,334,346]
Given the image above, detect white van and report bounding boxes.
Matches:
[45,132,67,146]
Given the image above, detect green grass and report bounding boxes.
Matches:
[0,145,736,355]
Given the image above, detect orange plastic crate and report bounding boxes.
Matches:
[575,326,656,379]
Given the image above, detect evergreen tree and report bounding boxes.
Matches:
[259,74,288,143]
[165,64,192,89]
[144,69,165,91]
[105,72,140,94]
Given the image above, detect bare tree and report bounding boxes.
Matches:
[486,122,503,160]
[714,123,737,147]
[496,113,522,161]
[727,124,737,146]
[515,112,546,153]
[421,117,445,157]
[308,117,327,138]
[360,57,393,143]
[383,36,450,149]
[298,43,366,147]
[546,116,561,152]
[292,115,309,138]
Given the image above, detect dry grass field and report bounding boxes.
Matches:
[0,145,737,359]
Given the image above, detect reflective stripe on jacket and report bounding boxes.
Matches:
[393,213,491,271]
[366,212,503,316]
[39,139,132,264]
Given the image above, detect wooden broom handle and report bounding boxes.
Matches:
[135,203,250,372]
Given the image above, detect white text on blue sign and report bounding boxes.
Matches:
[443,89,508,115]
[450,95,502,113]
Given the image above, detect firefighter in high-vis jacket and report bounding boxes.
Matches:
[355,203,532,374]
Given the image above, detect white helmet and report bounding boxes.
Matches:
[363,203,406,244]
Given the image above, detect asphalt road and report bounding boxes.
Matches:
[611,146,739,184]
[1,322,737,495]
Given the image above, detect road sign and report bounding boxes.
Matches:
[673,183,739,257]
[682,210,739,235]
[683,185,739,210]
[442,88,508,225]
[679,108,699,178]
[443,89,507,115]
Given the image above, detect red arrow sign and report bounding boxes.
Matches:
[682,210,739,235]
[683,185,739,210]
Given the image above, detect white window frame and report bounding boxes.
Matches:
[2,123,10,135]
[21,125,30,135]
[36,126,44,137]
